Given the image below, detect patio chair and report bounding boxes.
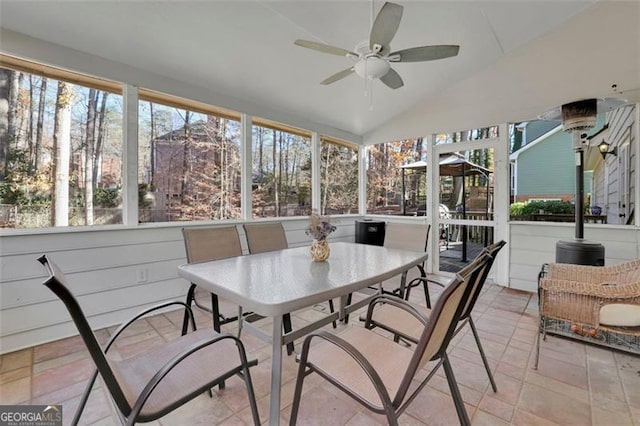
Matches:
[363,240,506,393]
[243,222,336,356]
[344,222,430,324]
[37,255,260,426]
[381,222,431,302]
[289,252,491,426]
[182,226,244,334]
[535,258,640,369]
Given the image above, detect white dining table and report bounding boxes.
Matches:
[177,241,428,425]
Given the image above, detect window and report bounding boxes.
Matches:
[0,55,123,228]
[320,136,358,215]
[251,119,311,218]
[435,126,499,145]
[138,90,242,222]
[366,138,426,215]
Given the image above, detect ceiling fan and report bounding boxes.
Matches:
[293,1,460,90]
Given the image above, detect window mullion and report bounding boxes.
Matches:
[241,113,253,221]
[123,84,139,225]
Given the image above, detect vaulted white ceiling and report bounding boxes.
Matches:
[1,1,638,143]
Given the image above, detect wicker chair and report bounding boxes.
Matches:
[535,259,640,369]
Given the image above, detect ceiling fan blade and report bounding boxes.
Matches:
[369,2,403,55]
[380,68,404,89]
[294,39,356,57]
[388,45,460,63]
[321,68,355,85]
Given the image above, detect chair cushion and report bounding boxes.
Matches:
[599,304,640,327]
[305,326,414,408]
[110,328,244,420]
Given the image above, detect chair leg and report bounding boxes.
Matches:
[443,354,471,426]
[182,284,197,335]
[422,280,432,309]
[289,350,309,425]
[468,317,497,392]
[343,292,353,324]
[238,351,261,425]
[283,313,295,355]
[534,316,546,370]
[72,369,99,425]
[211,293,222,333]
[210,293,226,390]
[328,299,337,329]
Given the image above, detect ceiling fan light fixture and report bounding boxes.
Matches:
[354,57,390,79]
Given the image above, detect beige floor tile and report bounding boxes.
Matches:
[517,382,591,425]
[478,393,514,421]
[590,394,634,426]
[0,376,30,404]
[2,284,637,425]
[0,347,32,372]
[471,410,510,426]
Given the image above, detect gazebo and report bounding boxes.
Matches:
[399,154,492,261]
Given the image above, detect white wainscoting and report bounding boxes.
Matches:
[0,217,358,354]
[2,218,638,354]
[508,222,639,292]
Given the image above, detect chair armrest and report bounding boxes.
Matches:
[407,276,447,288]
[104,301,195,353]
[128,334,256,425]
[363,294,428,329]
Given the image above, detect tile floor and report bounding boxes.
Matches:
[1,284,639,425]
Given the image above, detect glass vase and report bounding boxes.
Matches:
[310,239,330,262]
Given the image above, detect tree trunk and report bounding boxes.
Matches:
[7,71,20,149]
[28,76,35,172]
[34,77,47,172]
[272,129,279,215]
[52,81,72,226]
[0,69,11,179]
[181,110,191,203]
[84,88,97,225]
[93,92,108,188]
[149,101,155,188]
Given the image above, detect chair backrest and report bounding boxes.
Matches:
[383,222,430,253]
[182,226,243,263]
[37,255,131,415]
[460,240,506,318]
[243,222,288,254]
[394,253,491,404]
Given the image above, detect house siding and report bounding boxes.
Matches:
[592,105,636,224]
[516,130,575,198]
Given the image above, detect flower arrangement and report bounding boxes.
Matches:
[305,211,336,241]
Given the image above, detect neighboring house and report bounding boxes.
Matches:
[584,104,637,225]
[150,119,240,209]
[510,121,593,202]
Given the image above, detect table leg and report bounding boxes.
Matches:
[269,315,283,425]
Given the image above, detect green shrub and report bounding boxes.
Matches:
[510,200,574,216]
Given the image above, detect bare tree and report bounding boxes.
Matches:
[84,88,97,225]
[51,81,72,226]
[0,69,11,178]
[93,92,108,187]
[34,77,47,172]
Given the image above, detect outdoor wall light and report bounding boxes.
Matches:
[598,140,617,159]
